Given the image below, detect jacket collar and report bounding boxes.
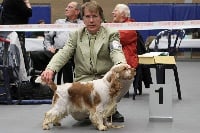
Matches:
[79,26,106,66]
[65,18,78,23]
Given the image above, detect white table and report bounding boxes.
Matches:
[149,38,200,49]
[25,38,44,51]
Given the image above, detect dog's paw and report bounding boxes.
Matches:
[105,122,113,128]
[97,125,107,131]
[42,124,50,130]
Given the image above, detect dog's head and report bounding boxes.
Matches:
[106,64,136,98]
[35,76,57,92]
[110,63,136,80]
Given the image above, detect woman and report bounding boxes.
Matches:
[41,1,130,123]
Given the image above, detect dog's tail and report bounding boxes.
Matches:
[35,76,57,91]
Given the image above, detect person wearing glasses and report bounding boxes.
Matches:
[30,1,83,84]
[41,1,132,123]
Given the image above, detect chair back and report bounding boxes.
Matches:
[154,29,185,56]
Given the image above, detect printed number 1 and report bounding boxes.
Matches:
[155,87,163,104]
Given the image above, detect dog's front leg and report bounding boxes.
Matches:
[42,112,51,130]
[42,108,67,130]
[89,110,107,131]
[103,102,124,129]
[42,112,63,130]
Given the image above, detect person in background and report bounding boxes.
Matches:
[1,0,32,83]
[112,4,138,70]
[30,1,83,84]
[112,4,138,98]
[30,19,46,38]
[40,1,132,122]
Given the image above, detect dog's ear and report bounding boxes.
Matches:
[109,76,122,98]
[131,68,136,77]
[126,68,136,79]
[107,72,114,83]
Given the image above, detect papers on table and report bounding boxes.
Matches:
[139,52,169,57]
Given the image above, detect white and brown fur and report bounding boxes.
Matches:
[35,64,135,131]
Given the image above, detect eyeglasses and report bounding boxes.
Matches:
[83,15,100,20]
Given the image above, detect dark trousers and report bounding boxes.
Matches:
[57,60,74,84]
[30,50,53,71]
[30,50,74,84]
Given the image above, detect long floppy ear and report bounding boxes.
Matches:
[131,68,137,77]
[106,71,117,83]
[109,73,122,98]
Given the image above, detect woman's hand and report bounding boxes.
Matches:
[41,69,55,84]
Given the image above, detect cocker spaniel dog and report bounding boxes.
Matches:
[35,64,135,131]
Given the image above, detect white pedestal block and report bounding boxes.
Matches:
[149,84,173,121]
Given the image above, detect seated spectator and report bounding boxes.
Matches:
[30,1,83,84]
[112,4,138,68]
[112,4,138,98]
[112,4,152,99]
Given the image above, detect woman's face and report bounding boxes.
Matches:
[83,8,102,35]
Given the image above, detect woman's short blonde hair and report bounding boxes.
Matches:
[81,0,104,20]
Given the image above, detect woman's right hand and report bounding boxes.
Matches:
[41,69,55,84]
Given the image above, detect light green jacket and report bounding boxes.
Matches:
[46,26,126,81]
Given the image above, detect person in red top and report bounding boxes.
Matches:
[112,4,138,68]
[111,3,138,121]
